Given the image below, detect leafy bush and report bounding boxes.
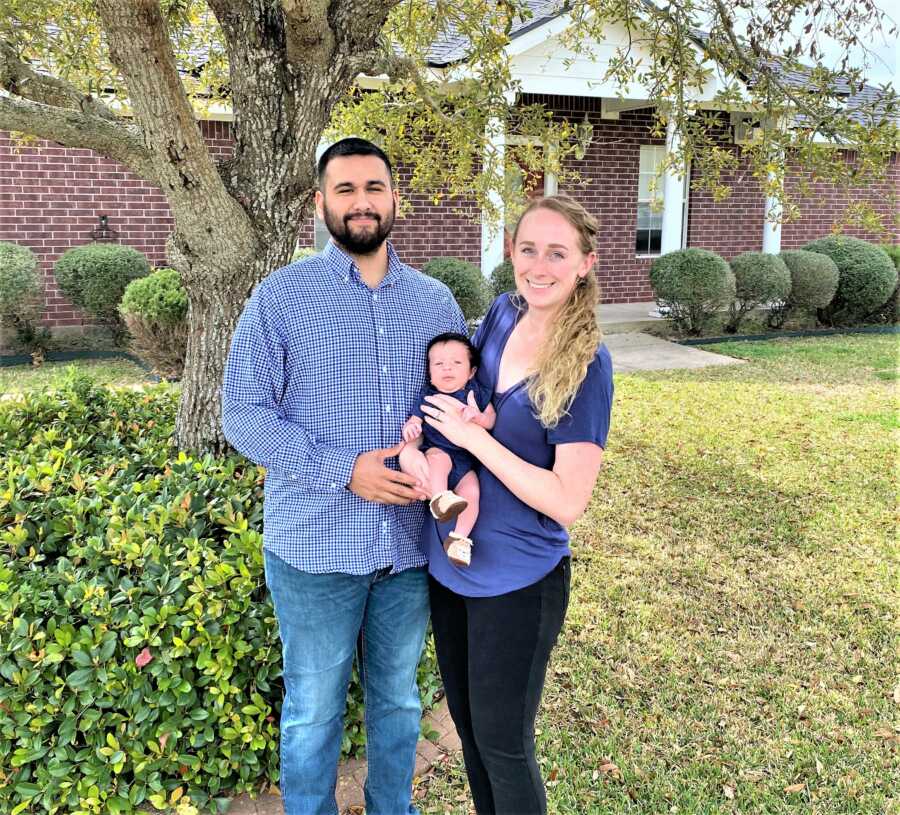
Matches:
[0,242,44,351]
[54,243,151,330]
[120,268,189,378]
[801,236,897,325]
[422,257,490,321]
[490,259,516,297]
[725,252,791,333]
[649,248,735,335]
[768,250,839,328]
[0,378,439,813]
[291,246,318,263]
[865,245,900,324]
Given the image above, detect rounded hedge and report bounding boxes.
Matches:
[726,252,791,332]
[730,252,791,304]
[120,268,189,378]
[490,259,516,297]
[801,236,897,325]
[649,248,735,335]
[867,245,900,324]
[779,250,839,309]
[0,241,42,321]
[120,267,188,324]
[0,378,440,813]
[54,243,151,324]
[422,257,490,321]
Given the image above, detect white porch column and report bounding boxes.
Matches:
[480,117,507,277]
[660,117,686,254]
[762,165,783,254]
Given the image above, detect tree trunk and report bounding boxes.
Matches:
[174,236,297,454]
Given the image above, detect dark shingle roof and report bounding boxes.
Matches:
[426,0,566,66]
[424,1,895,124]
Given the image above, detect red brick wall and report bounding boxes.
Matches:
[2,113,897,327]
[782,152,900,246]
[524,95,665,302]
[0,121,231,328]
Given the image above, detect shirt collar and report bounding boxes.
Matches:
[322,240,406,288]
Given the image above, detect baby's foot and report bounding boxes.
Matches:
[443,532,473,567]
[429,490,468,523]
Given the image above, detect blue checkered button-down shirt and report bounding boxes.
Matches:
[222,241,467,575]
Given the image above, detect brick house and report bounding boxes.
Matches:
[2,8,897,330]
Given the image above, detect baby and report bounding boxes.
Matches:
[400,332,496,567]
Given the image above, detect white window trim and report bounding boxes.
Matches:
[635,145,690,259]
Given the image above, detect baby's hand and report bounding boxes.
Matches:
[460,390,482,422]
[403,416,423,442]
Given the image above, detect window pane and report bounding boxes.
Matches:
[636,229,649,254]
[648,228,662,254]
[314,216,330,251]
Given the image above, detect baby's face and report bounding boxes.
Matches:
[428,341,476,394]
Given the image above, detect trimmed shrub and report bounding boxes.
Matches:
[120,268,189,378]
[490,259,516,297]
[649,248,735,335]
[54,243,151,329]
[768,250,839,328]
[865,245,900,324]
[0,242,44,350]
[725,252,791,333]
[801,236,897,325]
[422,257,490,321]
[0,377,440,813]
[291,246,318,263]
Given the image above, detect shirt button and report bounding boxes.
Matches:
[384,404,391,413]
[379,328,384,335]
[330,482,337,489]
[373,293,379,301]
[382,365,388,374]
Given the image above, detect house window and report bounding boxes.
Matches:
[313,214,330,251]
[636,145,689,256]
[313,140,334,251]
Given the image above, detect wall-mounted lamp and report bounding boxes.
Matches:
[90,214,119,242]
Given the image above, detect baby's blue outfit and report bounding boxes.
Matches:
[411,381,493,488]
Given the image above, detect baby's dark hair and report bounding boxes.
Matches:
[426,332,480,369]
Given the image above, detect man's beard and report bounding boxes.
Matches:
[322,201,395,255]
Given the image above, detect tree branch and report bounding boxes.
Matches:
[93,0,255,271]
[281,0,335,66]
[0,93,156,180]
[0,39,119,121]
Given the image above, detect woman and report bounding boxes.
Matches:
[419,195,614,814]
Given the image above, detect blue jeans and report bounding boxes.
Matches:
[264,550,430,815]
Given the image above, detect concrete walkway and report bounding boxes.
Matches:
[604,331,743,372]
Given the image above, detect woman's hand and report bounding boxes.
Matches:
[421,393,487,450]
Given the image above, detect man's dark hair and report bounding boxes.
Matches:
[317,138,394,187]
[426,332,480,369]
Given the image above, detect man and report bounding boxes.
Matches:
[222,137,466,815]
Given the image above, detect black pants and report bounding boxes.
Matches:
[428,558,570,815]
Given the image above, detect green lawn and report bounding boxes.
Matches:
[0,358,151,395]
[419,334,899,814]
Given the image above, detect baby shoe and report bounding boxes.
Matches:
[429,490,468,523]
[443,532,473,568]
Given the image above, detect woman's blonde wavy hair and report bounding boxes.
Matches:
[510,195,602,429]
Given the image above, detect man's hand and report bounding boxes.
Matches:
[402,415,423,443]
[348,442,428,504]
